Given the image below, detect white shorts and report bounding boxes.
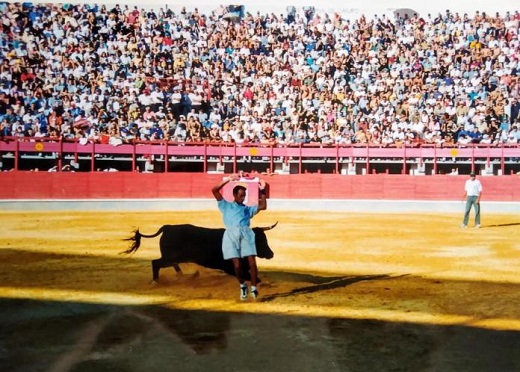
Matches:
[222,226,257,260]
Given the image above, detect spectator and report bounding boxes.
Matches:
[0,2,518,151]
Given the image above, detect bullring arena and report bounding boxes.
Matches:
[1,172,520,371]
[1,0,520,370]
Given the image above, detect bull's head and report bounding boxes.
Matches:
[252,221,277,259]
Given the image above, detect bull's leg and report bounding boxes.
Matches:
[151,259,163,284]
[159,260,183,276]
[152,259,185,283]
[172,263,183,276]
[152,259,182,282]
[170,262,200,278]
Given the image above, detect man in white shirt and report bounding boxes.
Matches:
[461,171,483,228]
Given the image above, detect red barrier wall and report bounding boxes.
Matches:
[1,173,518,201]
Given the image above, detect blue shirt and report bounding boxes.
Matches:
[218,199,258,228]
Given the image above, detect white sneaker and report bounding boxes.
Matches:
[460,224,467,228]
[475,225,481,229]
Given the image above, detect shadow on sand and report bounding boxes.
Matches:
[1,248,520,370]
[1,297,520,372]
[482,222,520,228]
[260,272,403,302]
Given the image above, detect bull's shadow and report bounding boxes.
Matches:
[259,272,402,302]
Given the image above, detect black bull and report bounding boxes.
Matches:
[122,223,277,283]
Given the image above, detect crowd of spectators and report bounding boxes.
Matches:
[1,2,520,150]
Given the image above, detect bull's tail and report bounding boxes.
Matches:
[121,226,165,254]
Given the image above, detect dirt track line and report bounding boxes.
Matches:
[47,315,112,372]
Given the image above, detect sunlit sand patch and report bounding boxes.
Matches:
[466,258,520,270]
[2,287,520,332]
[0,287,170,306]
[425,271,520,283]
[428,246,492,257]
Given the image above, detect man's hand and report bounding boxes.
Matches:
[227,174,240,182]
[213,174,237,201]
[258,179,267,210]
[222,174,238,182]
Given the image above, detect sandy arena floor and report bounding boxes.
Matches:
[1,210,519,372]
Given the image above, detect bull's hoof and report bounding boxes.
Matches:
[150,280,158,285]
[184,271,199,280]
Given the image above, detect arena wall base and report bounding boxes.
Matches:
[0,198,519,214]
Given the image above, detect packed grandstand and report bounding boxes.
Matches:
[0,2,519,172]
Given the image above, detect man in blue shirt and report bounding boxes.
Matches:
[212,174,267,300]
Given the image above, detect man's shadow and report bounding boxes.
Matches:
[260,272,405,302]
[481,222,520,228]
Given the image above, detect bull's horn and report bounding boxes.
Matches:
[261,221,278,231]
